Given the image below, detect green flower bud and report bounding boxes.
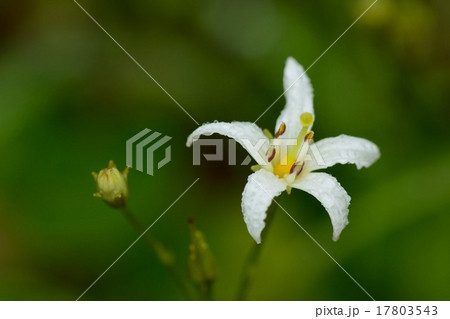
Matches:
[187,219,216,292]
[92,160,130,208]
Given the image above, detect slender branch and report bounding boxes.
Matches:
[120,207,196,300]
[236,202,278,300]
[203,282,214,301]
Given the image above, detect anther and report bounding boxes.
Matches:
[274,122,286,138]
[289,162,305,176]
[266,146,276,163]
[304,131,314,145]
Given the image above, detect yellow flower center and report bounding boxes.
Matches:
[267,112,314,179]
[273,155,296,178]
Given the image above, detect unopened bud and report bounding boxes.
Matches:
[92,160,130,208]
[187,219,216,291]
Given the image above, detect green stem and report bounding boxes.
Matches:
[204,282,214,301]
[120,207,196,300]
[236,202,278,300]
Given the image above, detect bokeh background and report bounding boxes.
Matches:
[0,0,449,300]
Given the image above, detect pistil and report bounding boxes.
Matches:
[287,112,314,161]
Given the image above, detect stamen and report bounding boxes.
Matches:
[270,115,314,178]
[289,162,304,176]
[266,145,276,163]
[251,165,261,172]
[263,129,273,140]
[304,131,314,145]
[287,112,314,160]
[274,122,286,138]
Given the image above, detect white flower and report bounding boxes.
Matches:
[186,57,380,244]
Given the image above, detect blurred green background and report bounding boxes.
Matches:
[0,0,449,300]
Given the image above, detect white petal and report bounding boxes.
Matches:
[275,57,314,139]
[186,121,269,165]
[292,172,350,241]
[242,170,286,243]
[307,134,380,171]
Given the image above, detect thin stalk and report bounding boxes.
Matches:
[236,202,278,300]
[203,282,214,301]
[120,207,196,300]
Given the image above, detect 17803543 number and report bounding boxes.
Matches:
[377,306,438,316]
